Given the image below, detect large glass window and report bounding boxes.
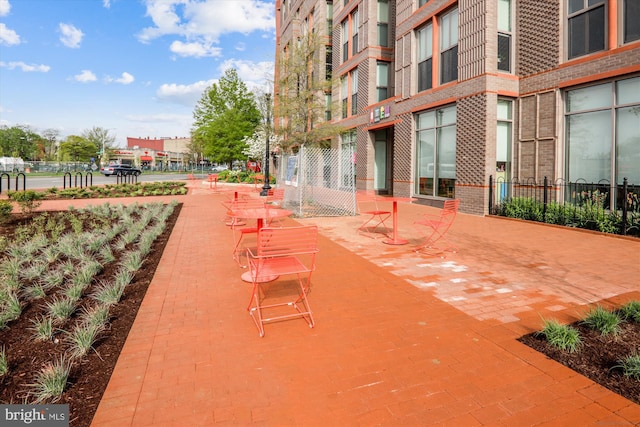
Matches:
[497,0,512,72]
[440,8,458,84]
[378,0,389,47]
[417,23,433,92]
[415,105,457,197]
[623,0,640,43]
[565,77,640,207]
[376,62,389,102]
[567,0,606,59]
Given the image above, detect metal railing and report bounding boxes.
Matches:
[489,176,639,236]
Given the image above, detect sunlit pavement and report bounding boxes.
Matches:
[33,180,639,425]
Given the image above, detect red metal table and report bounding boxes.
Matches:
[374,196,416,245]
[226,207,293,282]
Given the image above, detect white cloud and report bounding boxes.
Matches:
[102,0,111,8]
[126,112,190,123]
[156,79,214,106]
[235,42,246,52]
[58,23,84,48]
[0,0,10,16]
[73,70,97,83]
[0,61,50,72]
[137,0,274,57]
[169,40,221,58]
[0,23,20,45]
[105,72,135,84]
[219,59,273,90]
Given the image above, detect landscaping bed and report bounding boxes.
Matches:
[519,308,640,406]
[0,202,180,426]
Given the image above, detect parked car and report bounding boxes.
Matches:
[100,164,142,176]
[211,164,228,172]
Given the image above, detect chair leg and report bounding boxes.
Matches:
[415,227,456,254]
[247,273,315,337]
[358,213,391,236]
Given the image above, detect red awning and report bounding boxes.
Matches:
[140,156,153,161]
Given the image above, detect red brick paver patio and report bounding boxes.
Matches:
[32,180,639,425]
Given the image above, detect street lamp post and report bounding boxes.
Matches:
[260,93,272,196]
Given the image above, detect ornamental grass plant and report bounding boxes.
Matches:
[582,305,622,336]
[536,318,582,352]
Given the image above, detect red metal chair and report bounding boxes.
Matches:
[413,199,460,254]
[246,225,319,337]
[266,187,285,207]
[227,197,267,267]
[357,190,391,237]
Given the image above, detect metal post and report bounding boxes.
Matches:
[260,93,272,196]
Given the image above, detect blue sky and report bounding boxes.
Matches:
[0,0,275,147]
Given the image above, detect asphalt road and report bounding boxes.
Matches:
[1,172,206,191]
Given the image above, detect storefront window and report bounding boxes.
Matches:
[415,105,456,197]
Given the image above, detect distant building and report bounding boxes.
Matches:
[114,136,192,170]
[275,0,640,214]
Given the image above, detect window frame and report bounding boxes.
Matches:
[350,68,359,116]
[378,0,389,47]
[417,23,433,92]
[415,105,457,198]
[564,76,640,210]
[376,61,390,102]
[439,8,459,84]
[567,0,607,60]
[497,0,513,73]
[352,10,359,56]
[621,0,640,44]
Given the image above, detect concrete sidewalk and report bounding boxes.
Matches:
[48,182,638,425]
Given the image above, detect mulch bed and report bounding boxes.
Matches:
[519,320,640,406]
[0,205,180,426]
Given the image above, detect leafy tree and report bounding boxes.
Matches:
[59,135,96,163]
[82,126,116,164]
[242,130,283,162]
[0,125,41,159]
[275,32,343,152]
[191,68,261,165]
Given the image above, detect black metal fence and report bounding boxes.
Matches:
[488,176,639,236]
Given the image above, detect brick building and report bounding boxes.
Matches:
[275,0,640,214]
[123,137,192,170]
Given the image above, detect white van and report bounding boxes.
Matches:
[0,157,25,172]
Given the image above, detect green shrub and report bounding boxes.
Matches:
[0,199,13,224]
[536,318,582,352]
[7,190,44,214]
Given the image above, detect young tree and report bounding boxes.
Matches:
[275,32,343,152]
[41,128,60,160]
[191,68,261,166]
[82,126,116,165]
[59,135,96,163]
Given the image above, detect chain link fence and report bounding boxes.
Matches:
[275,146,357,218]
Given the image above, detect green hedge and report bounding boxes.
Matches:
[495,197,639,236]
